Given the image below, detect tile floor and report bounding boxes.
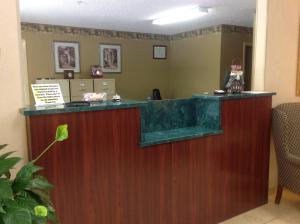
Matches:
[221,190,300,224]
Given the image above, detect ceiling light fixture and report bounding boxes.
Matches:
[76,0,84,5]
[152,6,209,26]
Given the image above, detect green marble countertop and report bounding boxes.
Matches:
[20,100,147,116]
[140,126,223,147]
[193,91,276,100]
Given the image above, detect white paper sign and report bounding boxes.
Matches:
[31,84,64,106]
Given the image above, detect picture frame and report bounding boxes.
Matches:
[64,70,74,79]
[90,65,103,78]
[153,45,167,59]
[99,44,122,73]
[53,41,80,73]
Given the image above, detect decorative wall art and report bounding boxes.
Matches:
[53,41,80,73]
[90,65,103,78]
[99,44,121,73]
[64,70,74,79]
[153,45,167,59]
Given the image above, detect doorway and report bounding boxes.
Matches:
[243,43,253,91]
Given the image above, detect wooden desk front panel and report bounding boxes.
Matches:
[27,97,272,224]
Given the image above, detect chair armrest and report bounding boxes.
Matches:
[287,152,300,166]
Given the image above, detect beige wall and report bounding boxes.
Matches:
[220,33,253,88]
[23,29,254,101]
[22,31,171,102]
[169,33,222,98]
[0,0,27,168]
[264,0,300,189]
[252,0,268,91]
[265,0,300,105]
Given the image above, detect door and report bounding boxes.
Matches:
[243,43,253,91]
[21,39,30,105]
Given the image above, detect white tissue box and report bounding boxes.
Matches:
[83,92,107,101]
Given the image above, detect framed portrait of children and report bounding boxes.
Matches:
[99,44,122,73]
[53,41,80,73]
[90,65,103,78]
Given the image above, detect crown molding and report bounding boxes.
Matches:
[21,22,170,41]
[170,24,253,41]
[21,23,253,41]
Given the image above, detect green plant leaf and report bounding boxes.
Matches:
[55,124,68,142]
[0,145,8,150]
[0,179,13,200]
[34,206,48,217]
[47,211,58,223]
[2,207,31,224]
[2,199,19,209]
[4,172,11,179]
[19,191,57,223]
[0,205,5,214]
[0,157,21,177]
[27,175,53,190]
[14,195,39,211]
[29,189,52,207]
[45,204,55,213]
[0,152,16,160]
[0,151,17,179]
[32,216,47,224]
[12,162,43,193]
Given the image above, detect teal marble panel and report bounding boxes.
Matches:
[193,92,276,100]
[141,99,197,133]
[140,98,223,147]
[141,98,221,133]
[194,98,221,130]
[141,126,223,147]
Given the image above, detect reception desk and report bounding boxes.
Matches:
[21,92,275,224]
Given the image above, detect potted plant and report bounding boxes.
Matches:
[0,124,68,224]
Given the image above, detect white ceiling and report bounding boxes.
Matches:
[19,0,256,35]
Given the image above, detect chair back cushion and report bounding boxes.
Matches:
[273,103,300,156]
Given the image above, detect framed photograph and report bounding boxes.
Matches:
[99,44,121,73]
[53,41,80,73]
[64,70,74,79]
[153,45,167,59]
[90,65,103,78]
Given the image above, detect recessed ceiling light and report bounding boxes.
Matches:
[152,6,209,26]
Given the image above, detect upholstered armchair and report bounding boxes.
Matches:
[272,103,300,204]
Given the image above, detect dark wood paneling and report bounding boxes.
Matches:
[27,97,272,224]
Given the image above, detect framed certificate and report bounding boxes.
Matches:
[153,45,167,59]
